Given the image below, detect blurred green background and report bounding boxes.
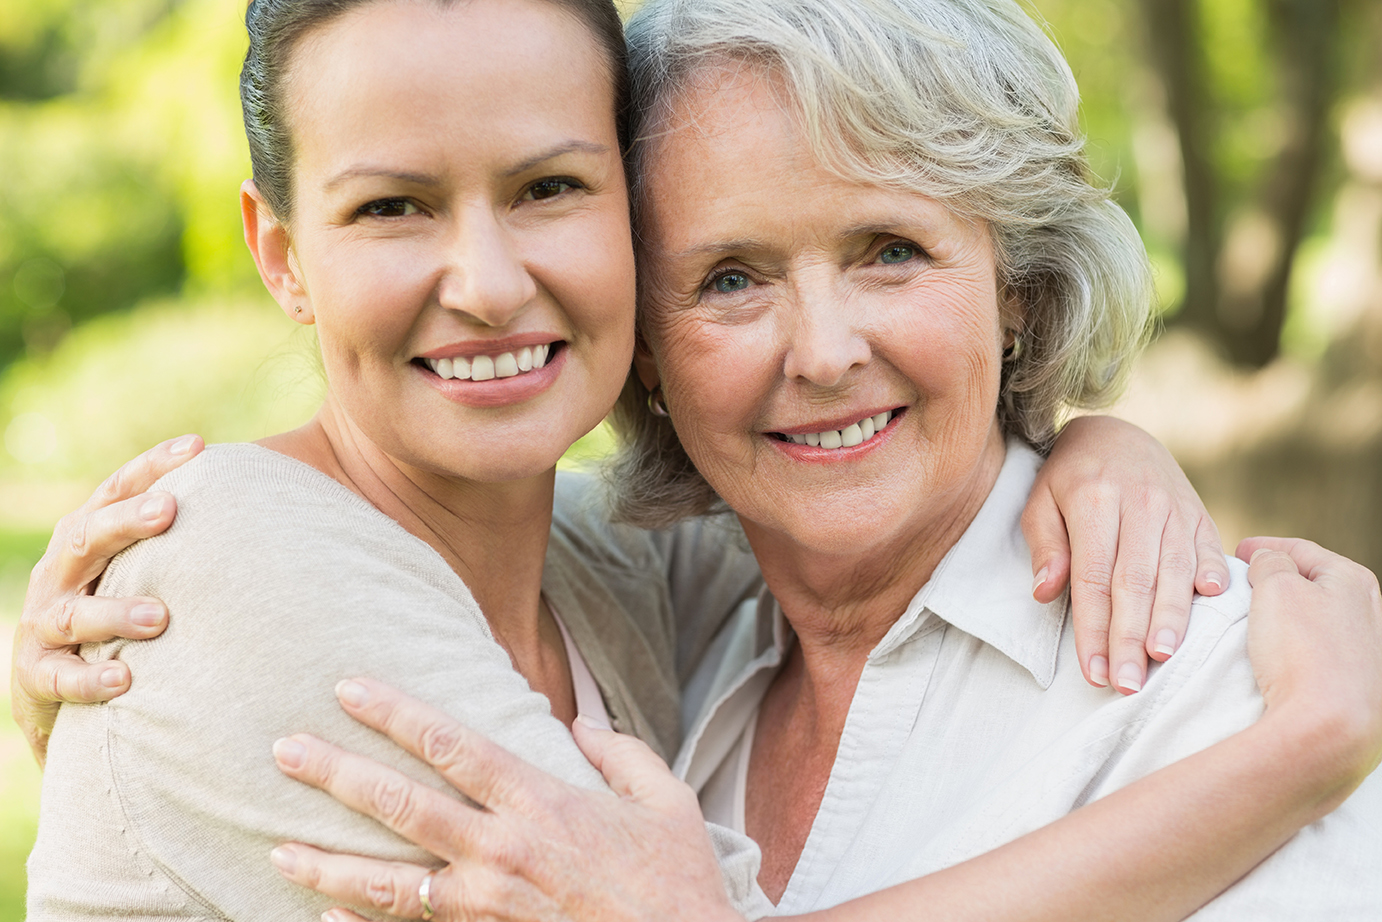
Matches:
[1,0,1379,916]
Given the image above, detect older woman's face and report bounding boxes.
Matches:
[638,68,1013,558]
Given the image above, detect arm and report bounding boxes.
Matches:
[27,447,615,921]
[1028,416,1228,693]
[10,434,200,765]
[271,539,1381,922]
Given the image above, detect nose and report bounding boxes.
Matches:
[781,273,871,387]
[435,205,538,326]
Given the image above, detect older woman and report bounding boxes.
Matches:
[258,0,1382,919]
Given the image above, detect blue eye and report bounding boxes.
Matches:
[712,272,750,293]
[880,244,916,264]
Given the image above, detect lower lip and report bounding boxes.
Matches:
[767,409,905,463]
[417,347,566,408]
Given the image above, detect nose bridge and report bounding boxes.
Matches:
[781,264,870,387]
[438,202,537,325]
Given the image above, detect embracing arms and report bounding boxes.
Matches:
[11,415,1226,765]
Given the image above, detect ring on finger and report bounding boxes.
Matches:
[419,870,438,921]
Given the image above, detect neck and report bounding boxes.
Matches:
[259,396,556,667]
[745,427,1008,704]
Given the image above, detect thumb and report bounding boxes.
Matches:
[1243,544,1305,590]
[1021,485,1072,602]
[573,716,677,803]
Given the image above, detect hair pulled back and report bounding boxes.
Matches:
[239,0,629,221]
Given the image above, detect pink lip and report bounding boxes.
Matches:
[417,344,567,408]
[415,335,561,361]
[765,408,905,462]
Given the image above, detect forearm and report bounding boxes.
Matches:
[798,707,1351,922]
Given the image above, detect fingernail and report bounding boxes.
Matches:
[270,845,297,875]
[1153,629,1178,657]
[273,737,306,769]
[169,435,198,455]
[1204,572,1224,590]
[1089,655,1109,687]
[100,666,125,689]
[576,713,611,731]
[336,679,368,707]
[139,496,167,522]
[131,603,164,628]
[1250,548,1269,564]
[1031,566,1049,596]
[1116,663,1144,693]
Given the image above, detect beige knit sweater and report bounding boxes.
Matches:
[28,444,763,920]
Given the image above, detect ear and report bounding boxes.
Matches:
[632,334,660,391]
[998,280,1028,344]
[241,179,313,325]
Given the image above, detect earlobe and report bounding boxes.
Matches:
[241,179,313,324]
[632,334,661,391]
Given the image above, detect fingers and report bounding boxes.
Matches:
[270,844,433,919]
[1019,485,1072,605]
[571,717,682,805]
[46,492,179,594]
[1237,535,1335,581]
[1193,515,1230,596]
[1142,512,1197,667]
[273,734,484,862]
[20,651,131,706]
[43,433,202,593]
[29,594,167,648]
[333,678,548,811]
[1065,484,1118,689]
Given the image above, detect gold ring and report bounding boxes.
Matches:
[418,870,437,921]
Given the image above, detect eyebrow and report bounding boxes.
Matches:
[502,140,611,177]
[676,237,774,260]
[320,140,611,193]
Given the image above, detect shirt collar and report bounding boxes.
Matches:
[871,439,1067,688]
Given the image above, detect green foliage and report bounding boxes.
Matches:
[0,295,321,482]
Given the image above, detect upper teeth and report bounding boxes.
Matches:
[785,410,894,448]
[425,344,551,381]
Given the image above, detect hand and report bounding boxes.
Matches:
[11,434,202,766]
[271,678,741,922]
[1023,416,1228,695]
[1239,536,1382,801]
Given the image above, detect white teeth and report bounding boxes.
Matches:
[425,345,555,381]
[785,409,895,450]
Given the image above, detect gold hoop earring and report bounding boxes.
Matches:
[647,386,670,418]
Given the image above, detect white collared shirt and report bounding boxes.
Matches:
[675,442,1382,918]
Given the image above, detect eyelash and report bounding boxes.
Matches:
[523,177,585,202]
[356,198,419,219]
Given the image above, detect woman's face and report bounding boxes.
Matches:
[270,0,635,482]
[638,67,1014,559]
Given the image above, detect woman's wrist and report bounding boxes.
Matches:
[1254,698,1381,819]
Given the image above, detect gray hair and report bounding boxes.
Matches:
[239,0,630,222]
[606,0,1155,528]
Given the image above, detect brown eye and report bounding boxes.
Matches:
[358,198,418,217]
[525,179,579,201]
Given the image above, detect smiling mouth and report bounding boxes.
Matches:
[772,408,901,449]
[418,342,562,381]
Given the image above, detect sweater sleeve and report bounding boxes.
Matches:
[29,446,605,922]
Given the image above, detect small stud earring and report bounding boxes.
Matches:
[294,305,303,315]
